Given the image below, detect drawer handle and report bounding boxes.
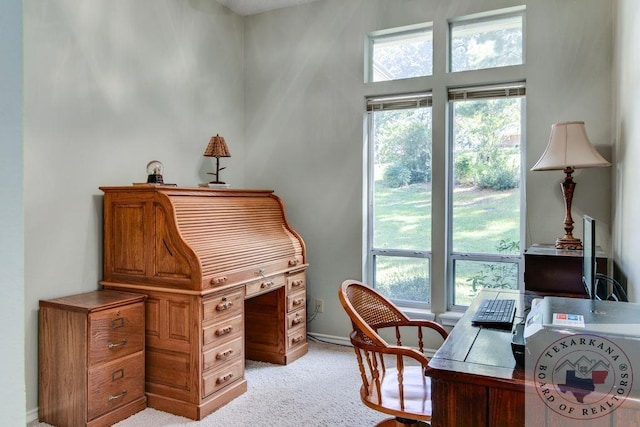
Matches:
[216,301,233,312]
[112,369,125,381]
[210,276,228,285]
[292,298,304,307]
[216,373,234,385]
[260,281,274,289]
[291,336,303,344]
[291,279,303,288]
[288,259,299,266]
[216,349,234,360]
[291,315,303,326]
[111,317,125,329]
[108,390,127,402]
[215,326,233,336]
[108,339,127,349]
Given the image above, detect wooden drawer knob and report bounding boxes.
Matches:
[210,276,228,285]
[291,279,303,287]
[216,373,234,385]
[260,281,274,289]
[216,300,233,312]
[288,259,299,266]
[291,315,303,326]
[216,349,234,360]
[292,298,304,307]
[291,336,303,344]
[215,325,233,337]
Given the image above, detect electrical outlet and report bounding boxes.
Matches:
[315,298,324,313]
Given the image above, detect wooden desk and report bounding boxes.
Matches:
[426,289,536,427]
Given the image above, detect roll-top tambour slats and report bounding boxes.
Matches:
[169,195,302,281]
[100,187,305,291]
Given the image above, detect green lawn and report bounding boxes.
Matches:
[374,183,520,305]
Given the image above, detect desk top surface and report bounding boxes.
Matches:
[426,289,533,389]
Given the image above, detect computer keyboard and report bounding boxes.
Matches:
[471,298,516,328]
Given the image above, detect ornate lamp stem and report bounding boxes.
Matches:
[555,166,582,249]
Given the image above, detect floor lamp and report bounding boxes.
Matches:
[531,121,610,250]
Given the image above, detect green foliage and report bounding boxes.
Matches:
[466,239,520,293]
[377,273,429,303]
[383,163,411,188]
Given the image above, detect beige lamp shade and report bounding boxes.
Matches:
[531,121,610,171]
[203,134,231,158]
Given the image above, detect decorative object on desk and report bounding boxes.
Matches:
[204,134,231,184]
[146,160,164,184]
[531,121,610,250]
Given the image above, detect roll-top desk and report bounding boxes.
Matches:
[99,186,308,420]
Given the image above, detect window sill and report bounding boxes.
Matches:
[438,311,465,327]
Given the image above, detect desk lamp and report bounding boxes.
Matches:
[531,121,610,249]
[204,134,231,184]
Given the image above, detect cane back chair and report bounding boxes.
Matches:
[338,280,449,427]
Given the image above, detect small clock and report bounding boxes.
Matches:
[146,160,164,184]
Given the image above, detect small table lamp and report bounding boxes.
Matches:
[203,134,231,184]
[531,121,610,249]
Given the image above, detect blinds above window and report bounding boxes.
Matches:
[367,93,433,111]
[448,82,525,101]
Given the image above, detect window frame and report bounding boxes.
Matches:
[365,22,434,83]
[365,92,434,309]
[446,82,526,310]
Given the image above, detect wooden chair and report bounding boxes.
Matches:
[338,280,449,427]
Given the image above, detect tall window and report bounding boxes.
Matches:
[448,84,525,307]
[365,7,525,311]
[366,93,432,306]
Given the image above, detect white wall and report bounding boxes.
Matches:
[613,0,640,301]
[23,0,244,416]
[243,0,614,337]
[22,0,621,420]
[1,0,25,424]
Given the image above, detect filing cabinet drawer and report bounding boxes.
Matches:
[202,359,244,398]
[287,272,306,293]
[88,301,145,366]
[203,315,243,347]
[87,351,145,420]
[203,290,243,323]
[245,275,285,298]
[287,290,306,312]
[287,308,305,330]
[203,336,243,372]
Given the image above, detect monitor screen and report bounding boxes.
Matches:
[582,215,596,299]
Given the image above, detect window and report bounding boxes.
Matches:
[366,24,433,83]
[366,93,432,306]
[450,9,524,72]
[448,84,525,307]
[364,8,525,312]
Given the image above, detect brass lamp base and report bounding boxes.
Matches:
[555,236,582,250]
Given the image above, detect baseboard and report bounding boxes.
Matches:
[26,408,39,426]
[307,332,351,347]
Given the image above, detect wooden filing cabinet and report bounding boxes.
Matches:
[39,290,147,427]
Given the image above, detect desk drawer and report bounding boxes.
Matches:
[202,359,244,398]
[203,337,243,372]
[87,351,145,420]
[287,328,306,351]
[88,302,145,365]
[203,289,243,323]
[286,272,306,293]
[287,290,305,312]
[203,315,243,347]
[245,275,285,299]
[287,308,305,330]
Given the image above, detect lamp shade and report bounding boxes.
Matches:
[531,121,610,171]
[203,134,231,158]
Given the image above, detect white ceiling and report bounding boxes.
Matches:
[216,0,322,16]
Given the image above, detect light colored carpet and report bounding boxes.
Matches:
[37,339,384,427]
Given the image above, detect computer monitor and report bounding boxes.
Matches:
[582,215,597,299]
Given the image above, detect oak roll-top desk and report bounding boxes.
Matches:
[99,186,308,420]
